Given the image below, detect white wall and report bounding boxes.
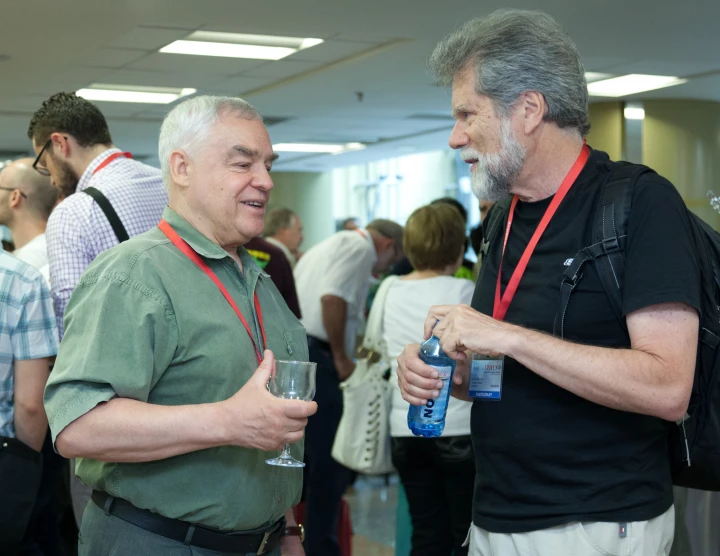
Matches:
[332,150,457,226]
[269,149,459,249]
[268,172,336,251]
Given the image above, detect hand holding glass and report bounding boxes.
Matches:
[266,360,317,467]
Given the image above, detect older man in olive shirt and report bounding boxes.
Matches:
[43,96,315,555]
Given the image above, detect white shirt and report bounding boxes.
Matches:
[12,233,50,286]
[295,229,376,355]
[382,276,475,437]
[266,236,297,268]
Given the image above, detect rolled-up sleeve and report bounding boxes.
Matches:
[44,268,178,446]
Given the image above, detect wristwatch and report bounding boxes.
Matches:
[283,524,305,542]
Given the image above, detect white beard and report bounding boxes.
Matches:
[463,118,526,201]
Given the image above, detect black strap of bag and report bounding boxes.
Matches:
[83,187,129,243]
[553,164,651,338]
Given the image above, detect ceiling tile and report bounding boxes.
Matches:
[100,68,207,89]
[127,52,264,76]
[240,60,320,79]
[203,75,276,96]
[20,67,115,95]
[110,27,194,51]
[81,48,149,69]
[286,40,382,63]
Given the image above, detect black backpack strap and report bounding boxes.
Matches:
[553,163,654,338]
[82,187,129,243]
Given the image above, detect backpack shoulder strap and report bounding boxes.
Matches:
[592,164,653,320]
[83,187,130,243]
[554,163,654,337]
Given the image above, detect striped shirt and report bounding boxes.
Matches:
[0,249,58,437]
[46,148,167,336]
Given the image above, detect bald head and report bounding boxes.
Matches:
[1,158,58,221]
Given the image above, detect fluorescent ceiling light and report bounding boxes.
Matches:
[160,31,323,60]
[624,107,645,120]
[273,142,366,154]
[584,72,613,83]
[588,74,687,97]
[76,84,196,104]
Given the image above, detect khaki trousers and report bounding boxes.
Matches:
[469,506,675,556]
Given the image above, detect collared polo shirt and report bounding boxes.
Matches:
[43,206,308,531]
[294,229,376,355]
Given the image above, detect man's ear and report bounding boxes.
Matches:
[50,132,71,158]
[169,150,191,188]
[9,190,23,209]
[520,91,547,135]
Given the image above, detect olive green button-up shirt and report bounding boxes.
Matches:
[44,207,308,531]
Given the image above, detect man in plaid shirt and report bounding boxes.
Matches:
[0,248,58,551]
[27,92,167,523]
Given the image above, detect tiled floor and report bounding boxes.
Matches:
[346,475,398,556]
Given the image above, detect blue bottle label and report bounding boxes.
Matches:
[417,366,452,422]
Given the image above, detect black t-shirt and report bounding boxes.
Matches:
[470,148,701,533]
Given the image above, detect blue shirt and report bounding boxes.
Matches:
[0,248,58,437]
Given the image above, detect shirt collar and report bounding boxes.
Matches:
[161,207,265,275]
[77,148,122,192]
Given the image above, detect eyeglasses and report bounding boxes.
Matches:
[0,187,27,198]
[32,139,52,177]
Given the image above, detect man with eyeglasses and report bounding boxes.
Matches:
[293,219,403,556]
[27,92,167,525]
[0,158,58,285]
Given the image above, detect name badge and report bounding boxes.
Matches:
[469,355,504,400]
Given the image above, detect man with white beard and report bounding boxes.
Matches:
[397,9,699,556]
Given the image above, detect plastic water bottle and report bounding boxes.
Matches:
[407,335,456,438]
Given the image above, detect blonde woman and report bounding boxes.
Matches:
[383,203,474,556]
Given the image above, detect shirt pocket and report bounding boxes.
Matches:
[283,327,309,362]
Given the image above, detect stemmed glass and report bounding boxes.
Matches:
[266,360,317,467]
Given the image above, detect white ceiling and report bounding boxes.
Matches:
[1,0,719,171]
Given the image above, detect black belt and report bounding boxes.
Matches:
[91,490,284,554]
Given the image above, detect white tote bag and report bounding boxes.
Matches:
[331,276,398,475]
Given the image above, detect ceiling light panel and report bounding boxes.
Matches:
[584,72,613,83]
[160,31,324,61]
[587,74,687,97]
[76,84,196,104]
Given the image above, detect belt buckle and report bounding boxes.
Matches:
[257,529,272,555]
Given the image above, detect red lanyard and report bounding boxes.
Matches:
[493,144,591,321]
[92,152,132,176]
[158,219,267,363]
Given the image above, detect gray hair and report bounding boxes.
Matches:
[429,9,590,136]
[158,95,262,189]
[264,207,297,237]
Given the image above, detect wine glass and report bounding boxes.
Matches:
[266,360,317,467]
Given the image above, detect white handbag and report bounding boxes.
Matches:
[331,275,399,475]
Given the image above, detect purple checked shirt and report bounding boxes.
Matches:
[46,148,168,336]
